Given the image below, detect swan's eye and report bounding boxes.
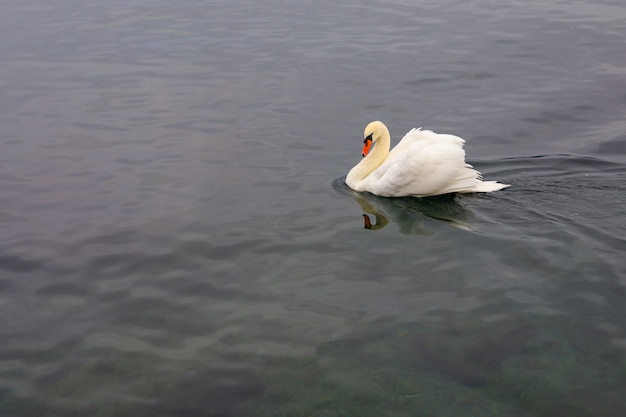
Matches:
[364,133,373,143]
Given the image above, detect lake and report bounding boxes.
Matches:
[1,0,625,416]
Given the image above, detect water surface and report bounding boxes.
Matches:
[1,0,626,416]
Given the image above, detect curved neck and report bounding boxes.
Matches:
[347,131,390,183]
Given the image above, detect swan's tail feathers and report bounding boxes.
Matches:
[473,180,510,193]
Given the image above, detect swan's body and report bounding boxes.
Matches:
[346,121,509,197]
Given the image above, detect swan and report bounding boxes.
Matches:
[346,121,509,197]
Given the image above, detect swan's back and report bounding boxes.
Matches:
[401,128,464,144]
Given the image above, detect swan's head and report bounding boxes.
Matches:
[362,121,388,157]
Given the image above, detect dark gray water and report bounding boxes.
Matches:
[1,0,626,416]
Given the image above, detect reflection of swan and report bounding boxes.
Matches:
[346,121,509,197]
[333,177,472,233]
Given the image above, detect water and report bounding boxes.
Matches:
[1,0,625,416]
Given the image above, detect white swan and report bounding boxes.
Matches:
[346,121,509,197]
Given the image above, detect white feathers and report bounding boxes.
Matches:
[346,121,509,197]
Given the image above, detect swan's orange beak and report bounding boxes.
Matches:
[362,137,372,157]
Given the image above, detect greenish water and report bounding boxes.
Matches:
[1,0,625,416]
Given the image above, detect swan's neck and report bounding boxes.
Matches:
[346,131,390,185]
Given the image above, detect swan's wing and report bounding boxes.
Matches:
[366,130,478,197]
[393,128,465,153]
